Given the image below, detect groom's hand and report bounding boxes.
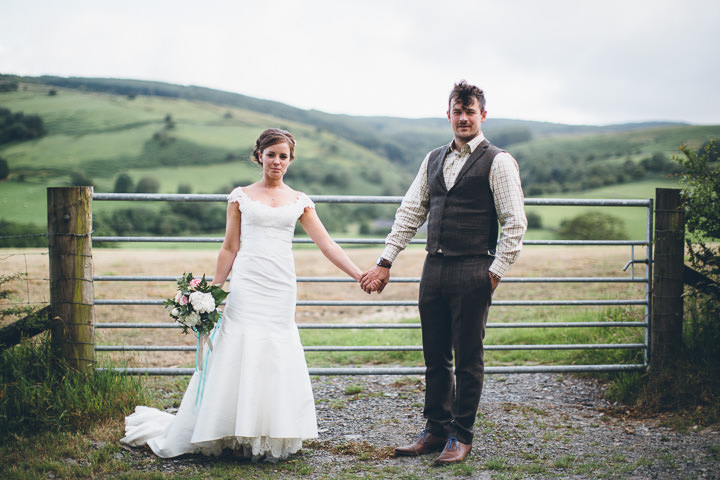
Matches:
[359,276,379,294]
[360,266,390,294]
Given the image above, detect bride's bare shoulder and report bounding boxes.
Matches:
[241,183,262,194]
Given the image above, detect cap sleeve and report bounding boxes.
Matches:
[227,186,247,205]
[298,193,315,211]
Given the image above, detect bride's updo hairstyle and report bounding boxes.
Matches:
[252,128,296,166]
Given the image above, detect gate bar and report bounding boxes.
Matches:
[100,364,647,376]
[96,343,646,352]
[95,321,647,329]
[93,298,647,307]
[93,275,644,284]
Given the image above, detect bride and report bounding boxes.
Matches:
[121,128,369,461]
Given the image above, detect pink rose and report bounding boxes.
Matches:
[190,278,201,288]
[179,295,188,305]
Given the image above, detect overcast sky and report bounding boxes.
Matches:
[2,0,719,125]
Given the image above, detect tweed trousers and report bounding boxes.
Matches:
[419,253,494,445]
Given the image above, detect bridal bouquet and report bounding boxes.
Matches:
[164,273,228,337]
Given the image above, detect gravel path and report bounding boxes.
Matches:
[121,373,719,479]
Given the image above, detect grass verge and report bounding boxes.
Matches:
[610,291,720,429]
[0,333,149,438]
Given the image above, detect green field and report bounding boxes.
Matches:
[525,177,680,240]
[0,83,409,228]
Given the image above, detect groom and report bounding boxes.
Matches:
[361,80,527,464]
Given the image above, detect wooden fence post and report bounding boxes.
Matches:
[47,186,95,372]
[651,188,685,368]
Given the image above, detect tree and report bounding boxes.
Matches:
[557,211,628,240]
[678,141,720,244]
[622,159,645,181]
[677,140,720,283]
[0,221,46,247]
[69,171,93,187]
[641,152,681,175]
[490,126,532,148]
[0,156,9,180]
[0,81,18,92]
[526,211,543,230]
[113,173,134,192]
[0,109,47,144]
[135,176,160,193]
[698,140,720,164]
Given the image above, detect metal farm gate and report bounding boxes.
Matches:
[91,193,653,376]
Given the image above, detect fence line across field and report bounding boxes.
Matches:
[91,193,653,375]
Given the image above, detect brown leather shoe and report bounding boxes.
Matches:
[394,430,447,457]
[434,437,472,465]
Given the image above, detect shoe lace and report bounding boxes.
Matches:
[446,436,458,451]
[417,429,430,443]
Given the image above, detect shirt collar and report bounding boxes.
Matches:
[449,132,486,155]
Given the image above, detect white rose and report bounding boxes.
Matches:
[189,291,216,314]
[184,311,200,327]
[171,308,179,317]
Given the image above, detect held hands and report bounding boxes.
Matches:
[359,266,498,293]
[359,265,390,294]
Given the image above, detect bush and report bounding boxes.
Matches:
[0,108,46,145]
[135,176,160,193]
[95,207,172,235]
[0,157,8,180]
[0,273,37,320]
[491,126,532,148]
[0,220,46,247]
[557,211,628,240]
[69,171,93,187]
[0,81,18,93]
[113,173,134,192]
[526,211,543,229]
[678,141,720,242]
[94,204,226,237]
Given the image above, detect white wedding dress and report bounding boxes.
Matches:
[121,187,318,461]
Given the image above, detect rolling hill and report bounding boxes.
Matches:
[0,74,718,240]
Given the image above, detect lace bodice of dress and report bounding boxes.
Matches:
[227,187,314,251]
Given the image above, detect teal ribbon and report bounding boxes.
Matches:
[193,312,222,410]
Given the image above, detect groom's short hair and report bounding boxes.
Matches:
[449,80,486,113]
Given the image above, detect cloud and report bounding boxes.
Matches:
[1,0,719,124]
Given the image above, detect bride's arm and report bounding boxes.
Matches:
[212,202,242,286]
[299,207,363,282]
